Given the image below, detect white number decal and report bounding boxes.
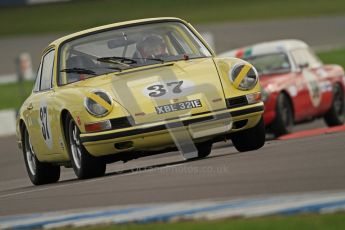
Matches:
[39,106,50,141]
[38,100,53,149]
[147,81,184,97]
[303,70,321,107]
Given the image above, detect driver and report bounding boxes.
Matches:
[136,34,168,59]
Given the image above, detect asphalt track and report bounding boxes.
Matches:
[0,119,345,216]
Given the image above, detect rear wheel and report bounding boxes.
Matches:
[231,117,265,152]
[22,128,60,185]
[324,83,345,126]
[66,117,106,179]
[271,93,294,137]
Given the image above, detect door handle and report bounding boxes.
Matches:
[27,103,33,110]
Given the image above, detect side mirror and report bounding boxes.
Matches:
[298,62,309,69]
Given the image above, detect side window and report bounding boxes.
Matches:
[33,62,42,92]
[40,50,55,91]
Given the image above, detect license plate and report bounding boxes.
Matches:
[155,99,202,114]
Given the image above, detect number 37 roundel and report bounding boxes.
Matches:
[142,80,195,99]
[39,100,53,149]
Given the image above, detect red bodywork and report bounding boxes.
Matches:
[261,65,345,126]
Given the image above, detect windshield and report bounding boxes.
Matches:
[58,21,212,85]
[244,53,291,75]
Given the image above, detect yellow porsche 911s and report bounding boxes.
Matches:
[16,17,265,185]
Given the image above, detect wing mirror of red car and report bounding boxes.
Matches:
[298,62,309,69]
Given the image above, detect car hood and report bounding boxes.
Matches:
[259,72,293,90]
[79,58,226,124]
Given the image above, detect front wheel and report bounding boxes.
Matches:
[270,93,294,137]
[231,117,265,152]
[67,117,106,179]
[22,128,60,185]
[196,141,213,159]
[185,141,213,160]
[324,83,345,126]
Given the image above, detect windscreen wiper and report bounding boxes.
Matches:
[97,56,137,66]
[132,57,165,63]
[97,56,165,65]
[60,68,97,75]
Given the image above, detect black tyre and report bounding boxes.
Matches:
[196,141,213,159]
[22,128,60,185]
[185,141,213,160]
[231,117,265,152]
[66,117,106,179]
[271,93,294,137]
[324,83,345,126]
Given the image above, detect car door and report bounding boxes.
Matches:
[27,49,56,159]
[290,48,322,118]
[302,48,332,114]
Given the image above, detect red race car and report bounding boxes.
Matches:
[221,40,345,137]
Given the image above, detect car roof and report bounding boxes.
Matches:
[47,17,185,49]
[219,39,309,57]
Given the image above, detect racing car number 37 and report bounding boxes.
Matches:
[147,80,184,97]
[146,80,203,114]
[16,17,266,186]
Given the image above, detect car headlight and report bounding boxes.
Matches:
[229,63,258,90]
[84,90,113,117]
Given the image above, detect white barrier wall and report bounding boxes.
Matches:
[0,109,16,136]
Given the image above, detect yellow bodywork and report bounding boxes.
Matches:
[16,17,263,164]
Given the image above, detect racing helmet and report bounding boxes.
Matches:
[136,34,167,58]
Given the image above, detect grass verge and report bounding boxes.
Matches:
[0,0,344,36]
[317,48,345,68]
[63,213,345,230]
[0,80,34,110]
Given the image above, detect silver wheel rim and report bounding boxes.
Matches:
[25,131,36,176]
[70,122,82,169]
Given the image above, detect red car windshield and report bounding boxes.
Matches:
[244,53,291,75]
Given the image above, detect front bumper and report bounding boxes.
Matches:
[80,102,264,156]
